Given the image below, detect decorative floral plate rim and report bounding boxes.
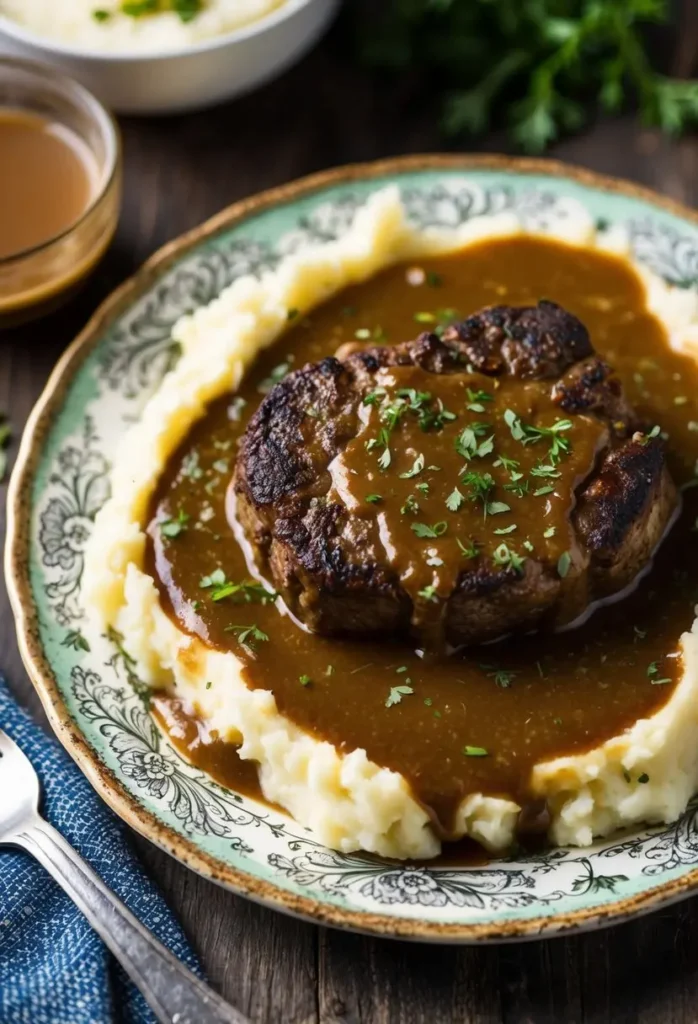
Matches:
[9,153,698,943]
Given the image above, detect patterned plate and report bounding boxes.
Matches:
[9,155,698,942]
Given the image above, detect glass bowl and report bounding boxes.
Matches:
[0,58,121,327]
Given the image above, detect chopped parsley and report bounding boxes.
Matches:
[481,664,516,688]
[258,361,291,394]
[492,543,526,574]
[120,0,158,15]
[209,580,276,604]
[461,469,510,516]
[225,624,269,649]
[503,478,529,498]
[367,427,392,470]
[647,661,672,685]
[181,451,203,479]
[401,494,420,515]
[457,538,480,559]
[557,551,572,578]
[445,487,465,512]
[159,509,189,538]
[400,453,425,479]
[228,397,247,421]
[465,388,493,413]
[363,388,387,406]
[418,584,439,603]
[640,424,661,444]
[199,568,226,589]
[461,470,493,509]
[493,454,521,476]
[417,398,456,432]
[463,745,489,757]
[455,425,494,460]
[503,408,573,463]
[493,524,517,535]
[385,684,414,707]
[365,494,383,504]
[299,674,312,687]
[543,526,556,538]
[170,0,204,21]
[485,500,511,516]
[411,521,448,539]
[530,463,561,478]
[367,388,455,445]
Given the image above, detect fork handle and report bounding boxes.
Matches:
[13,813,247,1024]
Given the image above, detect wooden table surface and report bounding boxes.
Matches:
[4,40,698,1024]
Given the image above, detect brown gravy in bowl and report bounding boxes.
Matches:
[146,236,698,838]
[0,108,96,259]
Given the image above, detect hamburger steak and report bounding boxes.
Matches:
[232,301,678,649]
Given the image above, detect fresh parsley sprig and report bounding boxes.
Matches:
[353,1,698,152]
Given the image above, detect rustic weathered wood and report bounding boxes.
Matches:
[3,41,698,1024]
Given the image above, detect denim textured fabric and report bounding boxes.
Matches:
[0,677,200,1024]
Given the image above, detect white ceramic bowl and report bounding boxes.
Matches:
[0,0,339,114]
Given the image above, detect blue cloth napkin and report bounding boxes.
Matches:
[0,677,201,1024]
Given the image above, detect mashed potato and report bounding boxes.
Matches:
[0,0,286,52]
[83,186,698,858]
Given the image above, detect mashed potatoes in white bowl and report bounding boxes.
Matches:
[0,0,338,113]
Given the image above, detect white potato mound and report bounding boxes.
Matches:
[83,185,698,858]
[0,0,286,52]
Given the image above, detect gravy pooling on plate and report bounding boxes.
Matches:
[147,236,698,837]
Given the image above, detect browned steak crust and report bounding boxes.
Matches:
[233,301,677,648]
[440,299,593,378]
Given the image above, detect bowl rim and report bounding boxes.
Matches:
[10,153,698,943]
[0,56,120,266]
[0,0,326,63]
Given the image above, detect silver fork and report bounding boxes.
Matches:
[0,727,248,1024]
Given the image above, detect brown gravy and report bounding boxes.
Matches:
[147,236,698,836]
[151,694,275,807]
[0,109,96,259]
[275,358,609,648]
